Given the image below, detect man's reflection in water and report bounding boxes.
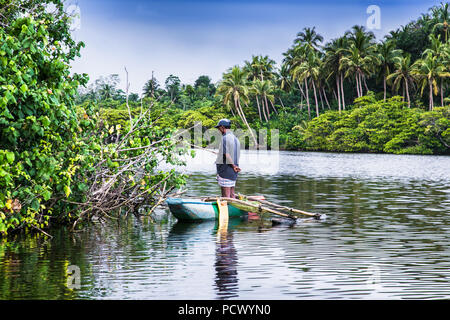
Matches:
[214,225,239,299]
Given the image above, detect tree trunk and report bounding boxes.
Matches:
[234,97,245,122]
[405,79,411,108]
[151,71,155,98]
[278,97,285,110]
[402,82,405,101]
[336,76,341,113]
[318,86,325,110]
[363,74,369,94]
[305,78,311,120]
[297,80,307,101]
[229,103,236,117]
[341,74,346,110]
[264,94,271,120]
[255,96,262,122]
[312,79,319,118]
[441,79,444,108]
[383,75,387,101]
[236,99,258,146]
[323,87,331,110]
[355,74,361,98]
[269,99,278,114]
[429,80,434,111]
[359,73,364,97]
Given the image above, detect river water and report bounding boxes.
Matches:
[1,151,449,299]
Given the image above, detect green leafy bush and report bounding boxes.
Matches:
[289,96,449,155]
[1,8,190,236]
[0,15,90,234]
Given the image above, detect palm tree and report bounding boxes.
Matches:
[283,44,309,110]
[431,2,449,43]
[424,34,449,106]
[278,63,293,93]
[295,26,324,51]
[244,55,276,81]
[412,52,450,110]
[142,75,159,98]
[251,79,276,122]
[98,84,115,100]
[342,25,379,98]
[387,53,415,108]
[324,36,348,112]
[345,25,377,54]
[292,49,322,118]
[340,44,378,98]
[216,66,258,146]
[425,34,446,57]
[444,41,450,104]
[376,40,402,100]
[250,80,264,122]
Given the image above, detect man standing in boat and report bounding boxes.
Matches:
[215,119,241,199]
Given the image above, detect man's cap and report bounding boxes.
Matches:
[214,119,231,128]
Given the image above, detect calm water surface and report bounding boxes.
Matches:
[1,151,449,299]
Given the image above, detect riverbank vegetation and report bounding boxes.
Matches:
[1,1,449,236]
[77,3,449,154]
[0,1,189,236]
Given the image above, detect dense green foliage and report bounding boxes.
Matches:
[0,1,188,236]
[294,94,449,154]
[0,9,91,234]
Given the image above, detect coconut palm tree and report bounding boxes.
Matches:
[294,26,324,51]
[216,66,258,146]
[412,52,450,110]
[340,26,379,99]
[278,63,293,93]
[425,34,447,58]
[387,53,415,108]
[283,44,310,109]
[376,40,402,100]
[98,84,115,100]
[249,81,264,122]
[431,2,449,43]
[292,50,322,118]
[345,25,377,55]
[424,34,449,106]
[324,36,348,112]
[142,76,159,98]
[244,55,276,81]
[340,44,378,98]
[251,79,276,122]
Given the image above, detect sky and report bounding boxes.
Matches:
[69,0,443,94]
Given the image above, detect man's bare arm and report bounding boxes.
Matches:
[225,153,241,172]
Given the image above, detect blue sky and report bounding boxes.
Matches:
[69,0,443,94]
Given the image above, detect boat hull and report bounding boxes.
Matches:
[166,198,248,221]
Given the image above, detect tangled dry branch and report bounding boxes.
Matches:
[64,70,193,230]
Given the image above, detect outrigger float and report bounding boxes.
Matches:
[165,194,323,222]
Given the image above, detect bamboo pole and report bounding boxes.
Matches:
[250,198,321,219]
[237,194,321,219]
[203,197,296,220]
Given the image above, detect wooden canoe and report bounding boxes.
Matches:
[166,196,265,221]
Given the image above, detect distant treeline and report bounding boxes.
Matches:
[77,3,449,154]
